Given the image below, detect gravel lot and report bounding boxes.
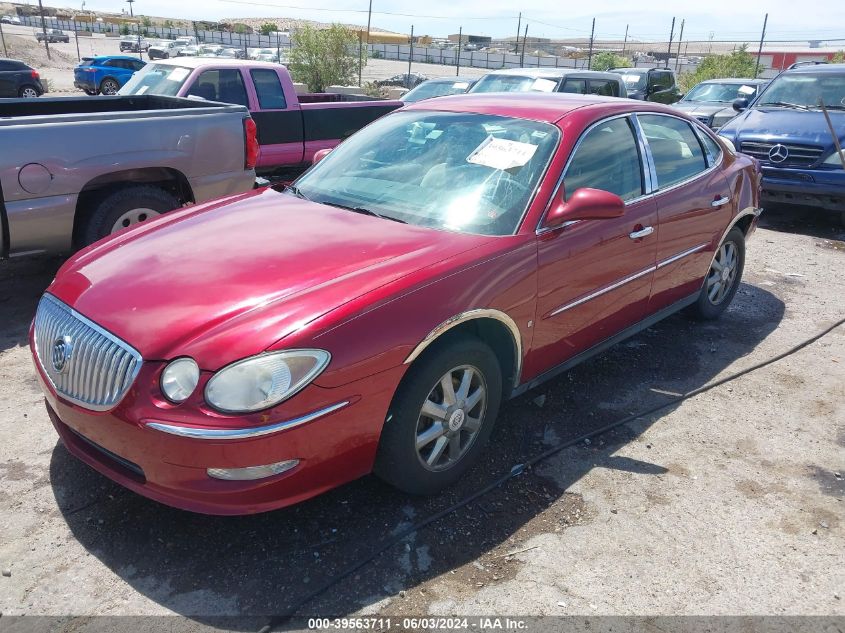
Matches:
[0,205,843,624]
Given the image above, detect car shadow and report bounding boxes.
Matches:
[0,256,63,353]
[759,204,845,242]
[46,282,786,624]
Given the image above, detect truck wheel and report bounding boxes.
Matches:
[19,85,39,98]
[374,335,502,495]
[99,78,119,95]
[687,227,745,321]
[82,186,179,246]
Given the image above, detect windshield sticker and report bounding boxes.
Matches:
[467,135,539,171]
[426,129,444,140]
[453,82,469,89]
[738,85,756,95]
[622,74,642,82]
[167,67,190,82]
[531,77,558,92]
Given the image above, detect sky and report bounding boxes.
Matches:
[38,0,845,44]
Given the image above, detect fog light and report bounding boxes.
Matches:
[207,459,299,481]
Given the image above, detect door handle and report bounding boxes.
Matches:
[711,196,730,208]
[629,226,654,240]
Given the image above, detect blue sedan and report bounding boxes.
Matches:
[73,56,146,96]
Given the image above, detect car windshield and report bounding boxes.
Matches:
[757,71,845,109]
[292,111,560,236]
[618,71,648,91]
[471,74,560,93]
[683,82,760,102]
[401,79,472,102]
[119,63,192,96]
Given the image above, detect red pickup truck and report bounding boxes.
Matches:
[119,59,403,176]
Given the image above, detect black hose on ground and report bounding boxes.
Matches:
[259,315,845,632]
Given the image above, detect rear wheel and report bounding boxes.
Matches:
[99,78,119,95]
[81,185,179,246]
[19,85,39,98]
[688,227,745,320]
[374,336,502,495]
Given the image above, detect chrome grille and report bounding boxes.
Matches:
[740,141,824,167]
[33,294,142,411]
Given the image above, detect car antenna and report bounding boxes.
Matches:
[819,99,845,171]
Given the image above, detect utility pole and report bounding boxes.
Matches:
[407,24,413,88]
[514,12,521,54]
[520,23,527,67]
[0,19,7,58]
[357,30,363,86]
[37,0,51,61]
[127,0,141,60]
[587,18,595,70]
[364,0,373,62]
[621,24,628,57]
[675,19,684,70]
[665,17,675,69]
[708,31,714,55]
[456,26,462,76]
[755,13,768,77]
[72,15,80,60]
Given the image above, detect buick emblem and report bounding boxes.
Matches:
[51,336,73,374]
[768,144,789,163]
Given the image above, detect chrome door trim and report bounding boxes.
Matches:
[404,308,523,385]
[549,265,657,317]
[655,242,709,268]
[145,400,350,439]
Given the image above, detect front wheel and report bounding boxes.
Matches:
[688,227,746,320]
[374,336,502,495]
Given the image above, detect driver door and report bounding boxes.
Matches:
[526,115,658,380]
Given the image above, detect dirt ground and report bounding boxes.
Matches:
[0,204,843,626]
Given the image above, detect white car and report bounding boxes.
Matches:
[1,15,22,24]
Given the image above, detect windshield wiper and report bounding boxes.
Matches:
[822,103,845,110]
[286,185,310,201]
[323,202,406,224]
[760,101,812,110]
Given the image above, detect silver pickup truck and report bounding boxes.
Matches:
[0,95,257,257]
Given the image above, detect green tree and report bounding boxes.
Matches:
[232,23,250,34]
[679,45,759,93]
[259,22,278,36]
[832,50,845,63]
[119,23,130,35]
[591,51,630,71]
[289,24,364,92]
[141,15,152,27]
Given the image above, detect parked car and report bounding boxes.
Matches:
[35,29,70,44]
[718,63,845,222]
[470,68,625,97]
[1,15,22,24]
[119,58,402,176]
[249,47,277,60]
[612,67,681,103]
[73,55,146,95]
[119,36,149,52]
[29,94,760,515]
[672,78,768,130]
[376,72,429,89]
[216,47,247,59]
[147,38,193,59]
[0,58,44,98]
[0,94,257,257]
[400,76,477,103]
[197,44,224,57]
[176,45,200,57]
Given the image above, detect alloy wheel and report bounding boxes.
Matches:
[415,364,487,472]
[706,241,738,305]
[20,87,38,98]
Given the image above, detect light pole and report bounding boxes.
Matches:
[126,0,142,59]
[37,0,51,61]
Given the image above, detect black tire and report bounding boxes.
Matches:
[688,227,745,320]
[18,85,40,98]
[83,88,97,96]
[81,185,179,246]
[99,78,119,95]
[374,335,503,495]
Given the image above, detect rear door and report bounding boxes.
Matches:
[636,113,732,309]
[0,61,17,97]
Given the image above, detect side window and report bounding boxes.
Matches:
[560,79,586,94]
[588,80,614,96]
[563,117,644,202]
[696,128,723,167]
[250,69,287,109]
[188,69,249,107]
[639,114,708,189]
[132,60,146,72]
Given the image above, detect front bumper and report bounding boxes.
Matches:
[761,165,845,212]
[36,355,405,515]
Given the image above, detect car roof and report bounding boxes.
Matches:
[483,67,621,79]
[142,57,279,69]
[86,55,144,61]
[786,63,845,74]
[698,77,766,84]
[403,92,675,123]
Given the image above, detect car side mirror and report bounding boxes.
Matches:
[732,97,749,112]
[544,188,626,228]
[312,148,332,165]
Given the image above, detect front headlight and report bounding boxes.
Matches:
[205,350,330,414]
[822,150,845,168]
[161,357,200,403]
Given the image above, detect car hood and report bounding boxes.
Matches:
[719,107,845,145]
[48,188,493,368]
[673,102,730,117]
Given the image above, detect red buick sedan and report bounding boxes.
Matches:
[30,94,760,515]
